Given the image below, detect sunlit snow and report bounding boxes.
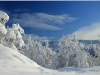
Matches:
[0,10,100,75]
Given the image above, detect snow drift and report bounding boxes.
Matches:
[0,44,40,75]
[0,44,66,75]
[1,44,100,75]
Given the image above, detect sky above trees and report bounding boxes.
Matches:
[0,1,100,40]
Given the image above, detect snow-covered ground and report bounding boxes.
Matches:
[0,44,100,75]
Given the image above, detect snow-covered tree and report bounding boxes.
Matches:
[50,35,90,69]
[5,27,17,50]
[20,35,55,68]
[0,11,25,50]
[0,11,9,44]
[0,11,9,24]
[12,23,25,50]
[5,23,25,50]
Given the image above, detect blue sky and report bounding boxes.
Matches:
[1,1,100,40]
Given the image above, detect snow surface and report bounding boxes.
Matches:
[0,44,100,75]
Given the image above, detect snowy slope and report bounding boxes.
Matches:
[0,44,54,75]
[0,44,100,75]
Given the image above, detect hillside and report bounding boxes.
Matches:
[1,44,100,75]
[0,44,54,75]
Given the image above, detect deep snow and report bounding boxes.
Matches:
[0,44,100,75]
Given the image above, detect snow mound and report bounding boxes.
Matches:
[0,45,39,67]
[0,45,41,75]
[0,45,59,75]
[0,44,100,75]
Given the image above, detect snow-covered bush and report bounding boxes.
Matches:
[0,11,9,24]
[12,23,25,50]
[0,11,25,50]
[5,23,25,50]
[0,11,9,44]
[20,35,55,68]
[0,24,7,44]
[50,35,90,69]
[5,28,17,50]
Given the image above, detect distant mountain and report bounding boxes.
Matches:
[78,40,100,44]
[41,40,100,51]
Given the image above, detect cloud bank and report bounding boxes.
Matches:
[73,23,100,40]
[11,13,77,30]
[23,34,54,41]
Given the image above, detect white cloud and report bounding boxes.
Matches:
[72,23,100,40]
[35,13,77,24]
[10,13,77,30]
[23,34,54,41]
